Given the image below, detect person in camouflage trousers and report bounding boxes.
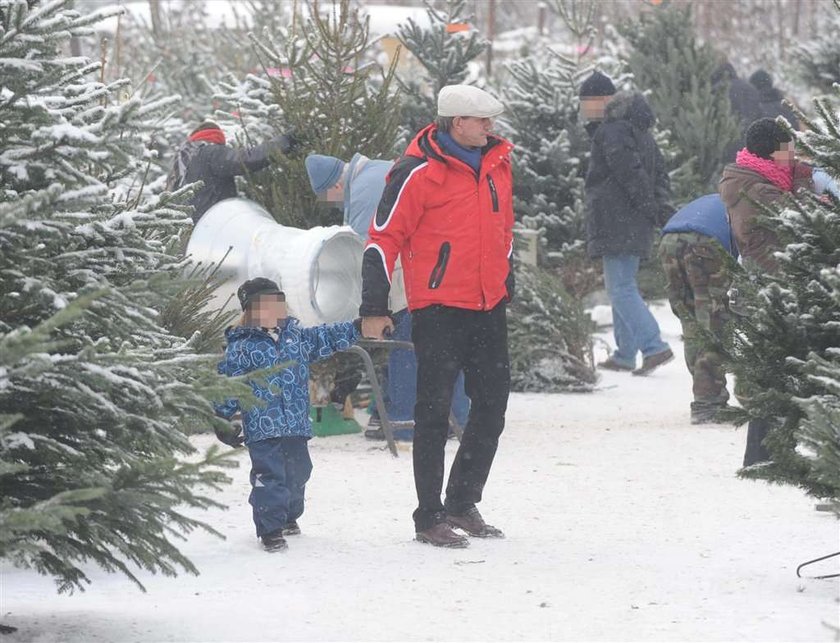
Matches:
[659,194,739,424]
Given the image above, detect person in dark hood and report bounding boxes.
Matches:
[748,69,800,130]
[167,121,297,223]
[713,62,763,163]
[579,72,674,376]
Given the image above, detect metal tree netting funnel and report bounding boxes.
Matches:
[186,198,364,326]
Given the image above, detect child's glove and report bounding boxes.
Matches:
[215,420,245,447]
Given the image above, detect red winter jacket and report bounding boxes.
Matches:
[359,125,515,316]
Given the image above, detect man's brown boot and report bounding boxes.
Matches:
[632,348,674,376]
[415,521,470,548]
[446,506,505,538]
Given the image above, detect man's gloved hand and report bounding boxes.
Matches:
[361,316,395,339]
[505,267,516,303]
[214,420,245,447]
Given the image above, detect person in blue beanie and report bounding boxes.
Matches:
[659,195,739,424]
[305,153,470,440]
[214,277,362,552]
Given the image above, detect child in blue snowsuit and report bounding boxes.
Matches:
[214,277,361,552]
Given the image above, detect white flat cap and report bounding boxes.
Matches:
[437,84,504,118]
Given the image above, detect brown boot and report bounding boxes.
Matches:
[415,521,470,548]
[597,356,634,372]
[446,507,505,538]
[632,348,674,376]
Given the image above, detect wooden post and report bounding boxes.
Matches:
[149,0,162,38]
[114,12,122,80]
[537,1,547,36]
[99,37,108,85]
[486,0,495,77]
[776,0,785,61]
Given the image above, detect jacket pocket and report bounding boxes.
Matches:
[487,175,499,212]
[428,242,451,289]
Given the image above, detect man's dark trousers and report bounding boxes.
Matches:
[411,302,510,531]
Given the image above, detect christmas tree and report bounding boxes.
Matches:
[723,88,840,505]
[793,1,840,96]
[798,354,840,514]
[618,4,740,203]
[104,0,253,119]
[0,0,250,593]
[395,0,488,144]
[500,0,598,392]
[499,0,598,279]
[222,0,401,229]
[508,265,596,392]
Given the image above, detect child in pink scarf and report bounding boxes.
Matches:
[720,117,814,274]
[734,145,794,192]
[719,117,816,471]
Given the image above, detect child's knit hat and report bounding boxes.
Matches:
[237,277,284,310]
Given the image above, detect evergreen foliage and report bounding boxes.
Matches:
[724,88,840,506]
[229,0,401,229]
[115,1,253,120]
[508,265,597,392]
[498,1,598,391]
[500,6,590,264]
[793,0,840,96]
[0,0,248,593]
[395,0,487,144]
[619,5,740,203]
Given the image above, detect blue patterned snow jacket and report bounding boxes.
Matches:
[214,318,360,443]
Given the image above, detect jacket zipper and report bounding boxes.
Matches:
[487,175,499,212]
[428,242,451,289]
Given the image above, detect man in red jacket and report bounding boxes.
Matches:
[360,85,514,548]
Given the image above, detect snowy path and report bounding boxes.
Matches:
[3,304,838,642]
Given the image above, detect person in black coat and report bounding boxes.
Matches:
[713,62,763,163]
[748,69,800,130]
[580,72,674,376]
[167,121,296,222]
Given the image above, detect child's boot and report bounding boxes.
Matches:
[261,529,288,552]
[281,520,301,536]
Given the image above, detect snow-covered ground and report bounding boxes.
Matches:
[3,304,838,642]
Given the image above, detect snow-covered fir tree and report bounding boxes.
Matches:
[220,0,401,229]
[793,1,840,96]
[508,265,596,392]
[797,354,840,514]
[0,0,251,593]
[724,88,840,505]
[500,0,598,392]
[619,4,740,202]
[499,0,596,271]
[107,0,258,160]
[395,0,487,144]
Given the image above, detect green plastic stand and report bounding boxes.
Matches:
[310,404,362,437]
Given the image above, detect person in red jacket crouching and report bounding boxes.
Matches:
[360,84,515,548]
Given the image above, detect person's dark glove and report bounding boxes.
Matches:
[214,420,245,447]
[277,129,302,156]
[505,266,516,303]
